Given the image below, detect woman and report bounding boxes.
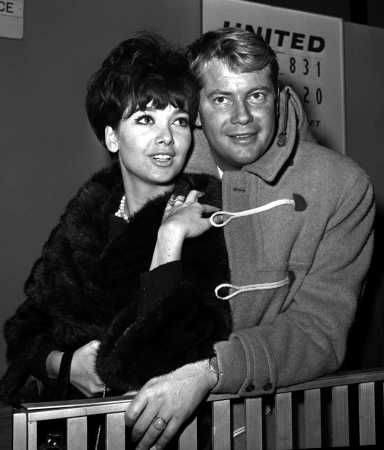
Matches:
[0,34,230,404]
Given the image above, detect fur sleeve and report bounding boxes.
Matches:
[96,224,231,393]
[96,274,230,393]
[3,185,110,385]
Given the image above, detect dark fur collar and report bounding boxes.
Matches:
[1,162,228,399]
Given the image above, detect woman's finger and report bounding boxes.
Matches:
[201,204,219,214]
[173,195,185,205]
[184,190,203,203]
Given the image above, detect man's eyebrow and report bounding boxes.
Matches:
[206,86,274,97]
[248,85,274,93]
[206,89,232,97]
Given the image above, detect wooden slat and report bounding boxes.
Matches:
[67,416,87,450]
[24,398,133,421]
[330,385,349,447]
[27,420,37,450]
[106,412,125,450]
[304,388,322,448]
[275,392,293,450]
[178,417,198,450]
[212,400,231,450]
[13,412,27,450]
[245,397,263,450]
[358,382,376,445]
[23,394,135,411]
[274,368,384,394]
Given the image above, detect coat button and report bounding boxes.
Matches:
[245,383,255,392]
[263,381,272,391]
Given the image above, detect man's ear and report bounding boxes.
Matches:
[105,126,119,154]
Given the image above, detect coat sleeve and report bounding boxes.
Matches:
[211,172,375,396]
[2,223,69,383]
[96,259,231,393]
[1,216,103,398]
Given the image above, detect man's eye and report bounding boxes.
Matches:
[174,117,190,127]
[135,114,154,125]
[212,96,230,106]
[248,92,266,104]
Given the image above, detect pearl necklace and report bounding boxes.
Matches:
[115,195,130,222]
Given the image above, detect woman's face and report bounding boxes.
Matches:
[106,102,191,195]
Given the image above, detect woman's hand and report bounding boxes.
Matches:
[70,340,105,397]
[150,190,218,269]
[162,190,218,239]
[125,359,217,450]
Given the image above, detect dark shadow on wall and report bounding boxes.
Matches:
[343,204,384,370]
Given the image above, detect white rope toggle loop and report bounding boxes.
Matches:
[210,198,295,228]
[215,277,290,301]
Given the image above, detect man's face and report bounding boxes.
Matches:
[198,60,277,170]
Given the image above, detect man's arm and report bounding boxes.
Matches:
[213,172,375,396]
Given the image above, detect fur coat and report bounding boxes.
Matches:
[0,162,231,402]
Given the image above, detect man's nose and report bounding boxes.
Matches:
[230,100,253,125]
[156,126,174,145]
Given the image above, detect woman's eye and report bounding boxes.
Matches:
[174,117,190,127]
[248,92,266,104]
[135,114,154,125]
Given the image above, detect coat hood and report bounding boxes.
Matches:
[186,86,315,183]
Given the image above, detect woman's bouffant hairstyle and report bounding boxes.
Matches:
[187,27,279,92]
[86,33,200,147]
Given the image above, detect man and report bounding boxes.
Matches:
[125,28,375,449]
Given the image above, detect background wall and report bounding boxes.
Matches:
[0,0,201,375]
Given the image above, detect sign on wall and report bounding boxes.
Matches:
[0,0,23,39]
[202,0,345,154]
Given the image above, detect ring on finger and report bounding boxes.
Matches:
[152,416,167,432]
[174,195,185,203]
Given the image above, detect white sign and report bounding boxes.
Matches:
[202,0,346,154]
[0,0,24,39]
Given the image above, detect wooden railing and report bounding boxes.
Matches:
[2,368,384,449]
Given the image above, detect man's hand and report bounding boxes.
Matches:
[125,359,218,450]
[70,340,105,397]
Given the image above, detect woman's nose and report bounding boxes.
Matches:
[156,126,174,145]
[230,100,253,125]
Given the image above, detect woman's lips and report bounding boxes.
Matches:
[151,153,174,166]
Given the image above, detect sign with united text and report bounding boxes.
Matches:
[202,0,345,153]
